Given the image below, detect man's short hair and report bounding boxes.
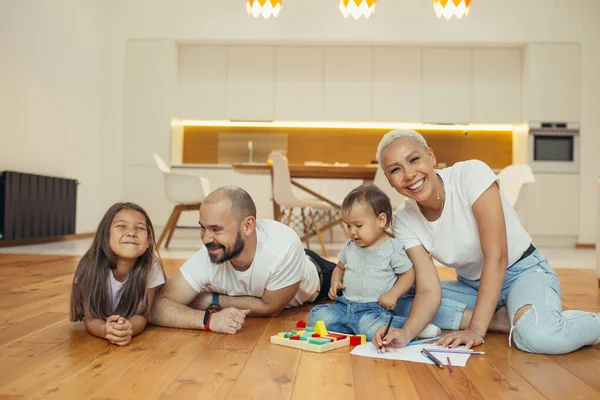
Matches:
[206,186,257,222]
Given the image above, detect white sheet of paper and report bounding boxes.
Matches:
[350,343,472,367]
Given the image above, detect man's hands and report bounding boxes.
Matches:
[372,326,413,352]
[378,291,399,311]
[328,281,346,300]
[209,308,251,334]
[105,315,133,346]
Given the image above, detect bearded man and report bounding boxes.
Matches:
[150,186,334,335]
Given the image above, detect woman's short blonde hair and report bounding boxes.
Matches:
[376,129,428,167]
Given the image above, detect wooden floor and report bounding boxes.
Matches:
[1,254,599,400]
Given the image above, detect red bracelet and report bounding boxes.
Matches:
[203,309,214,331]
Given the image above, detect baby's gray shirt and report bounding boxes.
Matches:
[338,238,412,303]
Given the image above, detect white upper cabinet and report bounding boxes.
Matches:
[275,47,324,121]
[373,47,422,122]
[227,46,275,121]
[324,47,373,121]
[523,43,581,123]
[422,48,472,124]
[178,45,227,120]
[472,48,522,123]
[175,45,529,124]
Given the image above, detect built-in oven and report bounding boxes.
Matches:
[528,122,579,173]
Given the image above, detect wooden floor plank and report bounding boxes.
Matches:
[0,283,72,312]
[508,355,599,400]
[92,329,215,400]
[546,348,600,391]
[225,347,301,400]
[19,328,173,400]
[351,356,420,400]
[158,349,251,400]
[0,293,70,325]
[0,342,59,371]
[0,312,67,347]
[0,334,109,396]
[206,317,267,351]
[462,346,547,399]
[20,319,88,345]
[404,363,454,399]
[291,353,355,400]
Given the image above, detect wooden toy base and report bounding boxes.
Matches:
[270,333,351,353]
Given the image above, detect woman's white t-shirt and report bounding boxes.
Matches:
[109,260,165,313]
[179,219,321,307]
[393,160,532,280]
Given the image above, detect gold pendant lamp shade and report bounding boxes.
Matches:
[338,0,376,20]
[246,0,283,19]
[433,0,471,20]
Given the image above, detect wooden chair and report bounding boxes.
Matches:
[269,152,335,257]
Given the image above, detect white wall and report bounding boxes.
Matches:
[0,0,107,233]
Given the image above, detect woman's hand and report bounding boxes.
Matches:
[372,327,413,352]
[435,329,483,350]
[328,281,346,300]
[377,292,398,311]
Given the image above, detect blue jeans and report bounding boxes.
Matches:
[394,249,600,354]
[308,296,408,342]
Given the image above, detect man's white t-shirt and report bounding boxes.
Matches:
[179,219,321,307]
[393,160,532,280]
[109,260,165,313]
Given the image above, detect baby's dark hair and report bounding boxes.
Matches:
[341,185,392,228]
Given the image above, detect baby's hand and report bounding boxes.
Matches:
[378,292,398,311]
[328,281,346,300]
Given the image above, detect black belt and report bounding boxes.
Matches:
[512,243,535,266]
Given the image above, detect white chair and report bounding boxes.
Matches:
[269,151,335,257]
[153,154,211,249]
[373,166,406,210]
[497,164,536,207]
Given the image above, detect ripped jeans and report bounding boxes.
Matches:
[394,248,600,354]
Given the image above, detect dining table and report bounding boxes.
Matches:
[231,162,379,240]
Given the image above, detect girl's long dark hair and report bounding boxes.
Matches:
[70,202,165,321]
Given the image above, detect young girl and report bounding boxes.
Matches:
[70,202,165,346]
[308,185,440,341]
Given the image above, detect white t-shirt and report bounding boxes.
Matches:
[393,160,532,280]
[109,260,165,313]
[179,219,321,307]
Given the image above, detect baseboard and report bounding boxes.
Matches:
[575,243,596,249]
[0,232,95,248]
